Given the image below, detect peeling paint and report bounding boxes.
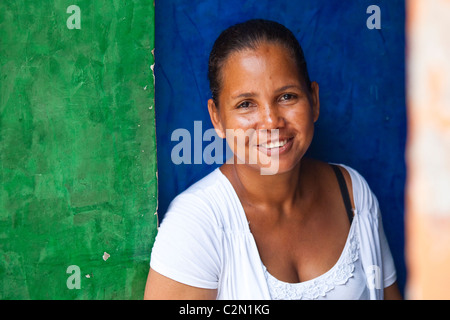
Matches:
[102,252,110,261]
[150,63,155,85]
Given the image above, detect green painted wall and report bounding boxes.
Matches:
[0,1,158,299]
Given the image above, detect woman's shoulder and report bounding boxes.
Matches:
[333,163,381,221]
[335,164,377,200]
[171,167,230,206]
[306,158,379,217]
[163,167,243,229]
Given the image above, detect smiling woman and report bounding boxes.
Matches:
[208,43,319,175]
[144,19,402,300]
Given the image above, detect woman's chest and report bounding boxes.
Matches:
[244,204,351,283]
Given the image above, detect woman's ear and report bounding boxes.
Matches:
[208,99,225,138]
[310,81,320,123]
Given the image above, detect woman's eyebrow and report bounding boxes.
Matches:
[231,91,258,99]
[275,84,302,93]
[231,85,302,99]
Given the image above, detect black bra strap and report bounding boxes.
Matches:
[330,164,354,224]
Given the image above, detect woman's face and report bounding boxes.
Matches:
[208,42,320,175]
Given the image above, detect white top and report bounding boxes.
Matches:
[150,164,397,300]
[264,216,369,299]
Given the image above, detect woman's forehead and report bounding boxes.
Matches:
[221,44,301,87]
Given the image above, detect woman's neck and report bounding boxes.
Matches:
[221,159,309,213]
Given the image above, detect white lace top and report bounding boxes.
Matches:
[150,165,397,299]
[264,218,370,300]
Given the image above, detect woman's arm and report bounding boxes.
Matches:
[144,268,218,300]
[384,281,402,300]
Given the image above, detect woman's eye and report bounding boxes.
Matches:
[279,93,296,101]
[237,101,251,109]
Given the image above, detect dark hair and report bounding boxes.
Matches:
[208,19,311,105]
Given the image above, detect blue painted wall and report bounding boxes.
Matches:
[155,0,406,294]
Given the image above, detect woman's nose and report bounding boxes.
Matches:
[258,103,284,130]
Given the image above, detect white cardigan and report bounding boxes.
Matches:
[150,165,396,299]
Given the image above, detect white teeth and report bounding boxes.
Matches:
[261,139,288,149]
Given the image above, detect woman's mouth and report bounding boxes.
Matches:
[257,137,294,155]
[260,139,289,149]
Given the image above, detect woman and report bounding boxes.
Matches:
[145,19,402,300]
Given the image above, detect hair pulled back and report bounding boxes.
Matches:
[208,19,311,105]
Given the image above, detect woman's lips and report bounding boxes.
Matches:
[256,137,294,155]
